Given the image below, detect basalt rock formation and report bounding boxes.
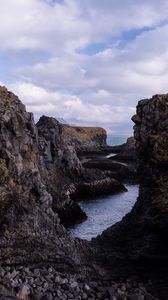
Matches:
[36,115,86,225]
[83,158,137,183]
[110,136,136,162]
[0,86,84,269]
[0,86,164,299]
[36,115,125,224]
[93,94,168,298]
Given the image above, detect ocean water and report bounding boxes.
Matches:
[107,135,130,146]
[68,184,139,240]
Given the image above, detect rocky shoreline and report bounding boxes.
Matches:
[0,86,167,299]
[35,113,130,226]
[0,265,155,300]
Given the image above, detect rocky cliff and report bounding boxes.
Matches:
[109,136,136,161]
[94,94,168,298]
[36,115,87,225]
[62,124,107,151]
[36,115,125,225]
[0,86,84,269]
[0,86,165,299]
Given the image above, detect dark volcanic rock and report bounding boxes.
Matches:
[71,176,127,200]
[37,115,127,221]
[83,158,137,182]
[93,94,168,299]
[37,115,83,177]
[56,200,87,226]
[0,86,161,300]
[0,86,83,269]
[112,136,137,161]
[36,115,86,224]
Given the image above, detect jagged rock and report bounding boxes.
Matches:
[83,158,137,183]
[71,177,127,200]
[0,86,82,268]
[36,115,86,224]
[93,94,168,299]
[111,137,137,162]
[37,116,83,177]
[37,115,127,222]
[0,86,161,299]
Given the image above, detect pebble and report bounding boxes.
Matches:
[43,282,49,289]
[55,275,61,283]
[41,293,53,300]
[0,265,157,300]
[48,267,53,273]
[82,293,87,299]
[62,278,68,284]
[70,281,78,289]
[84,283,91,292]
[129,295,145,300]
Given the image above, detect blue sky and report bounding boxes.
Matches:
[1,0,168,133]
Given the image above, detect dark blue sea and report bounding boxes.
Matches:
[68,133,137,241]
[69,184,138,240]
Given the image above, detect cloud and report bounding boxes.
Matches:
[10,82,135,128]
[0,0,90,54]
[1,0,168,133]
[0,0,168,54]
[19,23,168,104]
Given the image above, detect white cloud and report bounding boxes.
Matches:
[1,0,168,133]
[0,0,168,54]
[10,82,134,127]
[19,23,168,106]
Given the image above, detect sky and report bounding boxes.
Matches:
[1,0,168,133]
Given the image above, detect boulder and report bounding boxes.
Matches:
[112,137,137,161]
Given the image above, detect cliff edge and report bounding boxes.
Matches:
[62,124,107,151]
[94,94,168,298]
[0,86,84,269]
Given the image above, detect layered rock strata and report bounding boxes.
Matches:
[83,159,137,182]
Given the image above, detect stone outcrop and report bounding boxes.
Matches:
[36,115,128,225]
[36,115,126,224]
[0,86,164,299]
[83,158,137,183]
[0,86,84,269]
[71,176,127,200]
[93,94,168,299]
[36,115,86,224]
[111,136,136,161]
[62,124,107,151]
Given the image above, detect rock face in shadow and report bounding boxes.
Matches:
[83,158,137,182]
[0,86,83,268]
[111,136,137,161]
[0,86,165,299]
[71,177,127,200]
[94,94,168,285]
[36,115,126,224]
[36,115,86,224]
